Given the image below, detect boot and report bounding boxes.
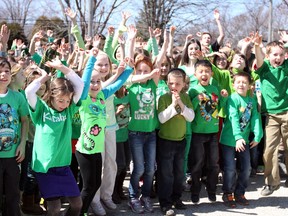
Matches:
[117,170,127,200]
[21,194,44,215]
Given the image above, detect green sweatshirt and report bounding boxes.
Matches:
[220,93,263,147]
[254,59,288,114]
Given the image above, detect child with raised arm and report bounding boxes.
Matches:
[188,60,227,204]
[25,59,84,216]
[0,58,28,216]
[75,49,134,215]
[253,33,288,196]
[220,72,263,207]
[157,68,194,216]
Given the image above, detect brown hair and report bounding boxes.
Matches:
[43,77,74,107]
[266,41,284,55]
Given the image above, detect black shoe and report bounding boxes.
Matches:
[173,200,186,209]
[250,169,257,177]
[112,193,121,204]
[191,194,199,204]
[208,192,216,202]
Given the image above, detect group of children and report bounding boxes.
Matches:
[0,7,288,216]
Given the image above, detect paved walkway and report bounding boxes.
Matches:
[22,173,288,216]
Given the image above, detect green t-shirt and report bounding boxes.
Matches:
[0,89,29,158]
[114,94,130,142]
[254,59,288,114]
[220,93,263,147]
[189,83,223,133]
[128,79,158,132]
[76,92,106,154]
[158,92,193,141]
[29,98,79,173]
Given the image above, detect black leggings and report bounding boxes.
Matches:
[75,151,102,214]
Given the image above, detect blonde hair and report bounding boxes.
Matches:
[266,41,284,55]
[11,64,23,77]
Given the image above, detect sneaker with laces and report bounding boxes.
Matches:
[260,185,280,196]
[128,198,144,214]
[101,198,117,210]
[140,196,154,212]
[161,206,175,216]
[235,194,249,206]
[90,201,106,216]
[222,193,236,208]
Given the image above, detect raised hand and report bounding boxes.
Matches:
[0,24,10,45]
[107,26,115,37]
[65,7,77,21]
[214,9,220,21]
[127,25,137,40]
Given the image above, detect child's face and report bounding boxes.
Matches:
[230,54,246,70]
[216,56,228,69]
[136,62,151,75]
[267,46,285,68]
[51,93,72,112]
[188,43,200,60]
[195,65,212,86]
[0,64,11,89]
[97,38,105,50]
[89,71,102,98]
[13,69,26,89]
[160,61,170,77]
[168,75,185,94]
[94,55,110,77]
[233,76,250,97]
[201,34,211,46]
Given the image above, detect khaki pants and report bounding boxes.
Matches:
[263,111,288,186]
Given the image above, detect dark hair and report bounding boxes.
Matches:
[233,72,252,84]
[229,50,250,74]
[98,34,106,40]
[195,59,212,70]
[181,39,202,65]
[0,58,11,70]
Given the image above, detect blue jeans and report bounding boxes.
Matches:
[128,131,156,198]
[157,137,186,207]
[222,144,251,196]
[189,133,219,194]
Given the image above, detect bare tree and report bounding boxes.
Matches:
[57,0,128,36]
[1,0,34,28]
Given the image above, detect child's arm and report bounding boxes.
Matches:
[126,25,137,60]
[250,98,263,148]
[45,59,84,103]
[103,60,134,98]
[167,26,176,58]
[253,32,264,69]
[29,31,44,55]
[154,29,169,68]
[16,116,28,163]
[214,9,225,46]
[130,68,160,85]
[25,69,50,110]
[81,48,99,100]
[0,24,10,53]
[65,7,86,50]
[158,95,178,124]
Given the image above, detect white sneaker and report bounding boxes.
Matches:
[90,201,106,216]
[101,198,117,210]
